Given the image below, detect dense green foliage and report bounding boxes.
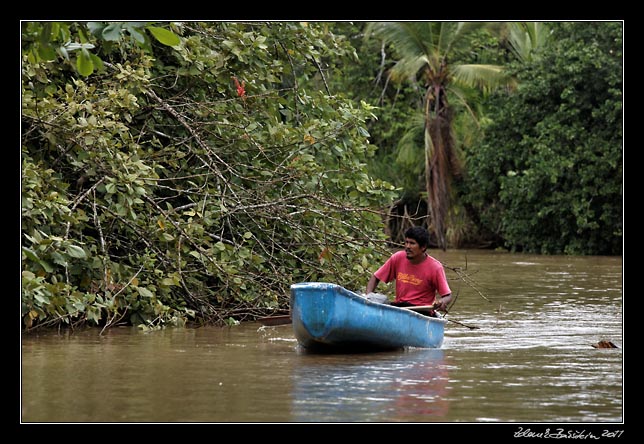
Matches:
[322,23,429,240]
[21,21,623,331]
[21,22,396,331]
[461,22,622,254]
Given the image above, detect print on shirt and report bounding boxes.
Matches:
[397,272,423,287]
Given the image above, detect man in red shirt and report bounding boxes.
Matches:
[366,226,452,314]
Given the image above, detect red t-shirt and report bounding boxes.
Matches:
[374,251,451,306]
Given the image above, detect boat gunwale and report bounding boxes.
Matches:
[290,282,448,325]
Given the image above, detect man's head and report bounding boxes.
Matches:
[404,226,430,250]
[403,226,430,263]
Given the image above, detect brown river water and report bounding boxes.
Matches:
[20,250,623,430]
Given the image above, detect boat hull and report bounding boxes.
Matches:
[290,282,446,352]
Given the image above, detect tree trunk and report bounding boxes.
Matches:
[423,83,460,251]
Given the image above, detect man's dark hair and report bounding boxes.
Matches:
[404,226,430,249]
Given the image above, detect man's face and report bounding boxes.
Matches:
[404,237,426,262]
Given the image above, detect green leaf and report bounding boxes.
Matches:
[51,252,68,266]
[90,53,104,72]
[87,22,107,37]
[87,309,101,325]
[128,27,146,44]
[136,286,154,298]
[115,204,127,216]
[38,44,58,61]
[102,23,123,42]
[34,293,50,304]
[66,245,87,259]
[22,247,40,262]
[147,26,181,47]
[22,270,36,280]
[76,49,94,76]
[38,260,54,273]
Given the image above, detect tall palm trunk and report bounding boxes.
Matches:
[423,77,459,250]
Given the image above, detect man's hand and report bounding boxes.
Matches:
[433,294,452,312]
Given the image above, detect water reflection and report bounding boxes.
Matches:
[291,348,450,422]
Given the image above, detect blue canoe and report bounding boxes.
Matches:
[290,282,447,352]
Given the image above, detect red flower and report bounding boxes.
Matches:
[233,77,246,98]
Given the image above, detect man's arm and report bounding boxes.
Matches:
[366,275,380,294]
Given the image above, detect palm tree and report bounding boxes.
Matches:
[366,22,513,249]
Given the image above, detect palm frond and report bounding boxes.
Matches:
[444,22,489,54]
[507,22,551,62]
[446,83,484,129]
[388,55,428,83]
[366,22,440,74]
[451,64,516,93]
[366,22,432,59]
[395,113,425,169]
[436,22,453,57]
